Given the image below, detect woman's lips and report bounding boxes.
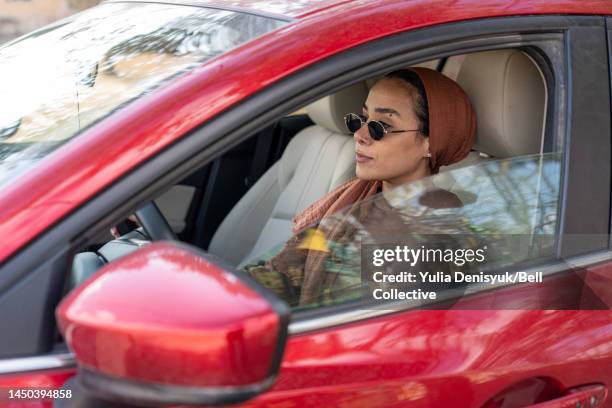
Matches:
[356,152,373,163]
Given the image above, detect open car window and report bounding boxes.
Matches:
[64,45,557,315]
[243,153,561,310]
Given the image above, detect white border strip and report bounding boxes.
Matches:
[0,353,76,376]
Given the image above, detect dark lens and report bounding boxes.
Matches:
[345,114,362,133]
[368,121,385,140]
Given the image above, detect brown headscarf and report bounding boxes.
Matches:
[293,67,477,233]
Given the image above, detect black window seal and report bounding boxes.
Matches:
[556,17,610,257]
[606,17,612,250]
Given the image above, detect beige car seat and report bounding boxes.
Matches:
[441,49,547,171]
[436,48,547,202]
[208,83,368,265]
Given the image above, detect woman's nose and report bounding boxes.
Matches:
[354,124,373,145]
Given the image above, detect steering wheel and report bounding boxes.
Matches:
[69,201,176,290]
[135,201,177,241]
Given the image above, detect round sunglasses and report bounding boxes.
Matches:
[344,113,419,141]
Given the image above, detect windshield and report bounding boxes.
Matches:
[0,2,285,189]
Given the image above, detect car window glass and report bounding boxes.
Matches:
[0,2,285,190]
[242,153,561,310]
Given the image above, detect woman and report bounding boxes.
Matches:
[244,67,477,307]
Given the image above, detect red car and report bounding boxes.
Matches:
[1,0,612,407]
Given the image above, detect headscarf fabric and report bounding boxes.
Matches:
[410,67,477,174]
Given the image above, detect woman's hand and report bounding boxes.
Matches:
[110,214,139,239]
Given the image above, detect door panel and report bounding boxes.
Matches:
[243,310,612,407]
[242,17,612,408]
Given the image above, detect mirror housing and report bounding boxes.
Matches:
[57,242,289,406]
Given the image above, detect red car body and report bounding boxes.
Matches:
[1,0,612,407]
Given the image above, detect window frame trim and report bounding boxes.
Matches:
[606,17,612,250]
[556,17,611,258]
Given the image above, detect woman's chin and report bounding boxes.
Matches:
[355,167,379,181]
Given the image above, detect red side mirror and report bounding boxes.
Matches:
[56,242,289,406]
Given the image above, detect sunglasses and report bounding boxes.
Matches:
[344,113,419,141]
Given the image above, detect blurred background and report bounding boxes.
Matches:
[1,0,100,44]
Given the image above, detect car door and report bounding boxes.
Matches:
[234,17,612,408]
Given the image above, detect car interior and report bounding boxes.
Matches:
[68,47,548,290]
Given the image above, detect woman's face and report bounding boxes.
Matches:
[354,77,431,186]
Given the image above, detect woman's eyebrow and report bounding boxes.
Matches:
[376,108,401,117]
[362,103,401,118]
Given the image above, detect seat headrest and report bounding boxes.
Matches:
[305,82,369,134]
[455,50,546,157]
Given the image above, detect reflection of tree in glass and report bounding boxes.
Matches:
[443,156,560,237]
[67,0,101,11]
[380,155,562,266]
[0,3,286,190]
[98,11,281,77]
[102,27,208,76]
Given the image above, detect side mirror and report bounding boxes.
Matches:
[57,242,289,406]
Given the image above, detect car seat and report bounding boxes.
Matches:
[441,49,546,171]
[208,83,369,265]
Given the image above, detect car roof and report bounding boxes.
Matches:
[103,0,350,20]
